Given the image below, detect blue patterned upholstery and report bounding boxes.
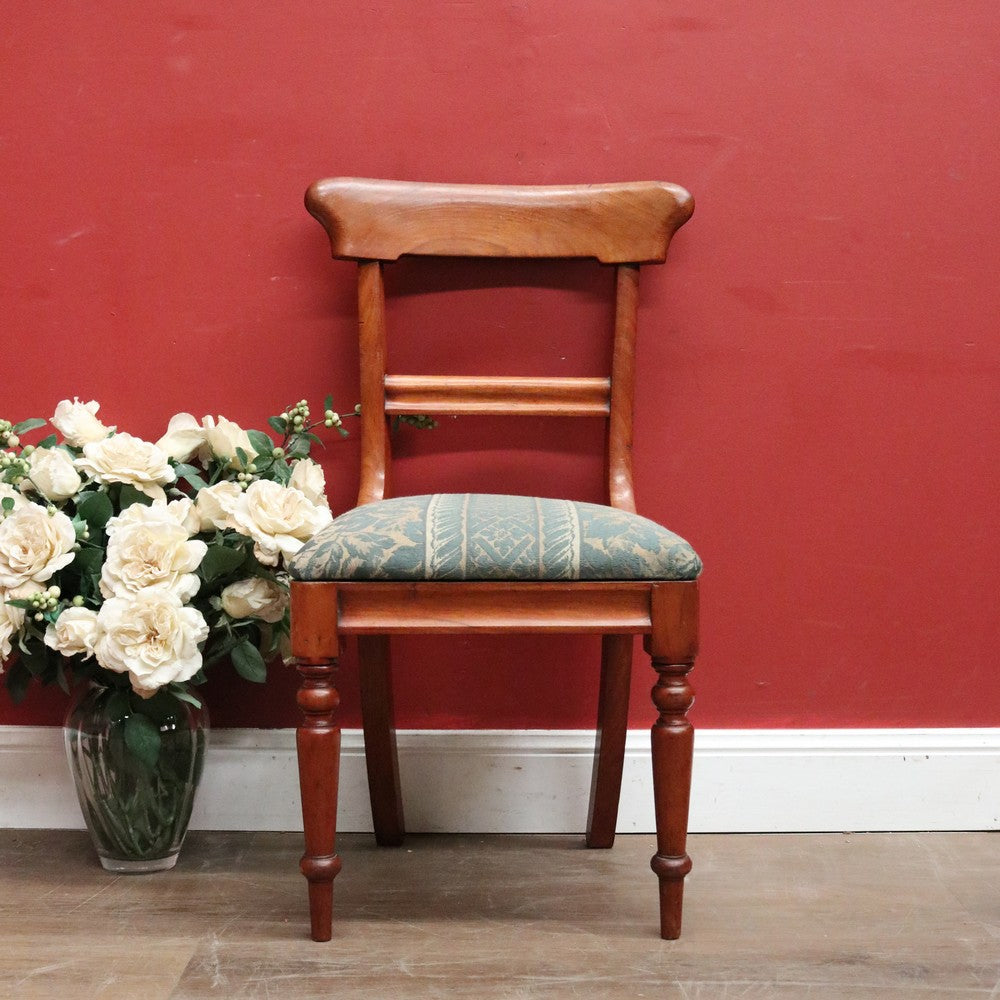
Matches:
[289,494,702,582]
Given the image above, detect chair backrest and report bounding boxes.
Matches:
[306,178,693,512]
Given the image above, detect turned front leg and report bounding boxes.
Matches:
[649,658,694,939]
[296,659,343,942]
[645,582,699,940]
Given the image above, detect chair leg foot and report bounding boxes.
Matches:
[651,852,692,939]
[302,854,343,941]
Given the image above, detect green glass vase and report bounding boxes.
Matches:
[63,682,208,872]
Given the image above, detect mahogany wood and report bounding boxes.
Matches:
[357,635,405,846]
[295,659,342,943]
[384,375,611,417]
[334,581,658,634]
[293,178,698,941]
[586,634,634,848]
[608,265,639,512]
[357,261,390,506]
[645,582,699,939]
[306,178,693,264]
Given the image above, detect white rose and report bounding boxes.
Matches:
[156,413,256,469]
[93,587,209,698]
[21,447,82,502]
[101,505,207,601]
[221,576,288,623]
[107,498,200,538]
[288,458,329,508]
[155,413,207,463]
[204,416,254,467]
[51,398,114,447]
[0,504,77,589]
[227,480,332,567]
[167,497,201,536]
[194,481,242,531]
[44,606,99,659]
[74,433,175,501]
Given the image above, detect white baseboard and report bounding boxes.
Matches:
[2,726,998,833]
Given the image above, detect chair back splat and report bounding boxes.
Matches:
[290,178,701,943]
[305,178,693,509]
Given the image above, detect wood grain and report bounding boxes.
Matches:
[306,178,693,263]
[384,374,611,417]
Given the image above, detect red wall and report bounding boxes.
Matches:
[2,2,997,731]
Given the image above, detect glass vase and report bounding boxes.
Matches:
[63,682,208,873]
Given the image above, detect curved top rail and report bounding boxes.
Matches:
[305,178,693,264]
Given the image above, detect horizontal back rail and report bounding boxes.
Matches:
[306,178,693,264]
[384,375,610,417]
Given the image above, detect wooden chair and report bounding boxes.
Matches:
[289,178,700,941]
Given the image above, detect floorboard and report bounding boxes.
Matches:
[1,830,997,998]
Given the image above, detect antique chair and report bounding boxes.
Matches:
[288,178,701,941]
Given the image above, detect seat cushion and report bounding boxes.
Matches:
[289,494,701,582]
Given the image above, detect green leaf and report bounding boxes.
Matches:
[72,545,103,576]
[35,434,58,450]
[118,484,153,508]
[268,416,288,436]
[124,713,161,770]
[12,418,46,435]
[200,543,246,583]
[19,643,50,677]
[234,446,251,470]
[323,394,334,413]
[173,463,209,491]
[232,639,268,683]
[286,435,310,459]
[1,497,13,513]
[77,490,114,529]
[247,430,274,458]
[169,686,203,710]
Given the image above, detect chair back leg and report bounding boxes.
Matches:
[586,633,633,848]
[358,634,406,845]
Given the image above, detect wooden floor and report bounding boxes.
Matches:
[1,830,998,998]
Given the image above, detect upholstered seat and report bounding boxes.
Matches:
[291,493,702,583]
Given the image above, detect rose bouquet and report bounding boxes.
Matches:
[0,395,351,866]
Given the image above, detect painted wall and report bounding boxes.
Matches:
[1,2,997,731]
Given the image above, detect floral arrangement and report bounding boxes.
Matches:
[0,396,352,727]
